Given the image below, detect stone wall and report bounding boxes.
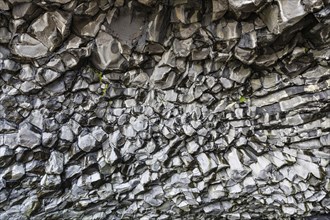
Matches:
[0,0,330,219]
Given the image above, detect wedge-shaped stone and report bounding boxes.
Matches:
[0,119,17,132]
[172,3,202,24]
[36,69,61,86]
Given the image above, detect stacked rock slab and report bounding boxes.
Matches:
[0,0,330,219]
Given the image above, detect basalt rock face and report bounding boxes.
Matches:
[0,0,330,219]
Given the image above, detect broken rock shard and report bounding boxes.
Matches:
[0,0,329,219]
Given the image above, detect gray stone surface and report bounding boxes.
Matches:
[45,151,64,174]
[91,31,127,70]
[0,0,329,219]
[77,132,97,152]
[17,123,41,148]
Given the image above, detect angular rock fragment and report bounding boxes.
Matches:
[27,110,43,130]
[131,115,148,132]
[182,124,196,136]
[147,5,170,42]
[29,11,71,51]
[77,172,102,189]
[37,69,61,85]
[173,38,193,57]
[228,64,251,83]
[40,174,61,189]
[0,1,9,10]
[191,48,210,61]
[0,146,13,167]
[238,31,257,51]
[11,34,48,59]
[187,140,199,154]
[216,19,241,40]
[20,81,41,93]
[172,1,203,24]
[208,184,226,200]
[60,125,74,142]
[73,13,105,37]
[226,148,251,181]
[212,0,228,21]
[91,31,127,70]
[260,0,307,34]
[144,186,164,207]
[45,151,64,174]
[12,2,39,19]
[77,133,97,152]
[291,139,322,150]
[65,165,81,179]
[4,164,25,181]
[74,2,99,16]
[175,23,201,40]
[18,123,41,148]
[196,153,217,175]
[20,196,40,217]
[91,126,107,142]
[320,134,330,146]
[0,119,17,132]
[294,158,322,179]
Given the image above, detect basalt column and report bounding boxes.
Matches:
[0,0,330,219]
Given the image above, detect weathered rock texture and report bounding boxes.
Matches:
[0,0,330,219]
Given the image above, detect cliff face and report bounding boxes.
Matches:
[0,0,330,219]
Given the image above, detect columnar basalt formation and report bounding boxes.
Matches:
[0,0,330,219]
